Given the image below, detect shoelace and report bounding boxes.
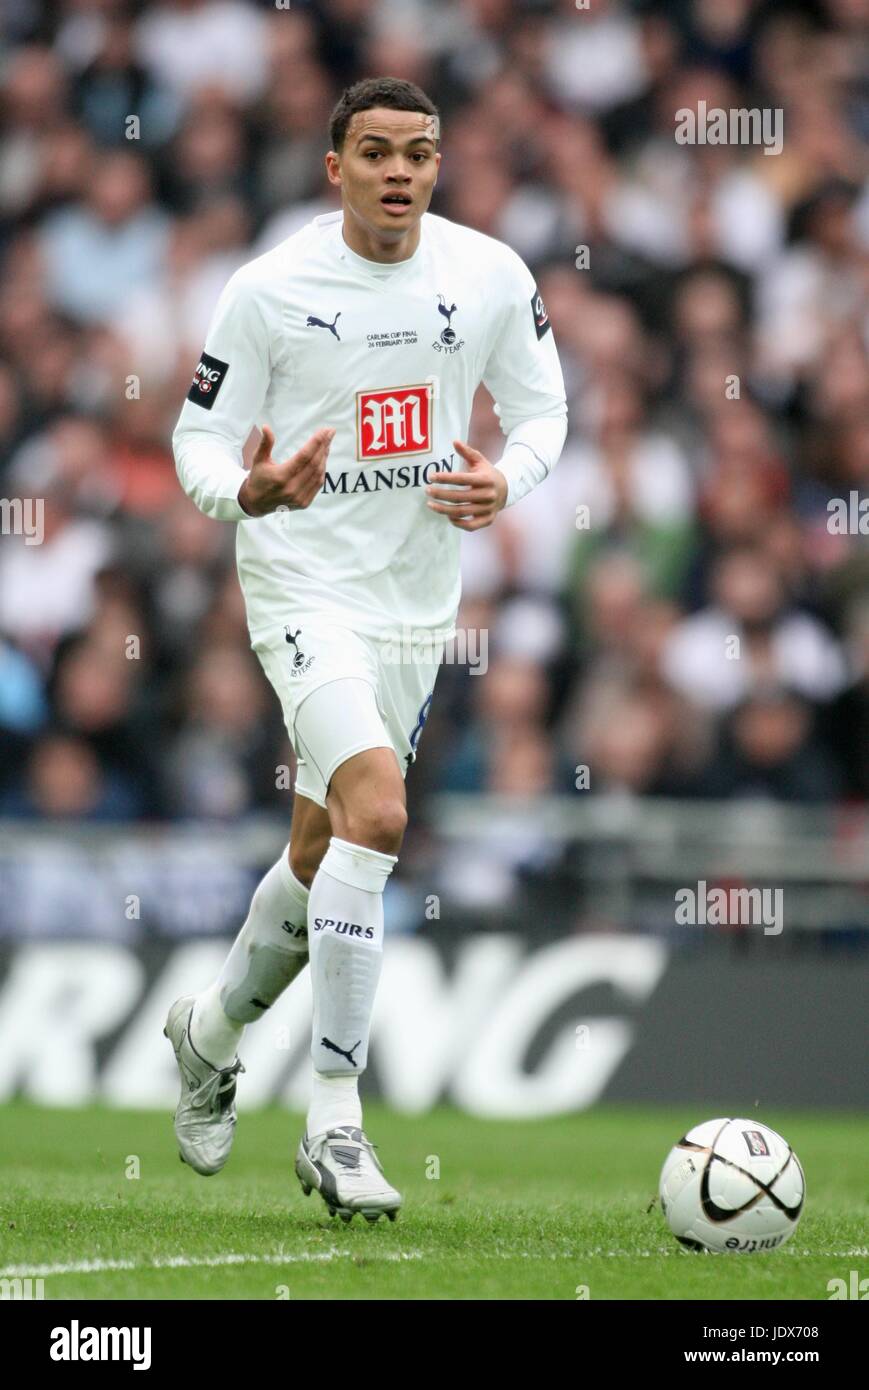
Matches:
[316,1131,384,1180]
[189,1058,245,1112]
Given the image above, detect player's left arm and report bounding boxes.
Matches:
[426,252,568,531]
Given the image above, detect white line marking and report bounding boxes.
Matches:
[2,1250,423,1278]
[4,1245,864,1279]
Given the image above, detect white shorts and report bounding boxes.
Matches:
[252,621,443,808]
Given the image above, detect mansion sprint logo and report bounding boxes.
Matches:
[356,383,433,461]
[272,453,460,515]
[279,381,461,488]
[319,453,456,495]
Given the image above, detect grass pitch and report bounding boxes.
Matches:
[0,1102,865,1300]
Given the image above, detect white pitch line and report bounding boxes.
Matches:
[4,1245,864,1279]
[1,1250,423,1279]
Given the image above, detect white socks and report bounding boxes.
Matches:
[306,836,396,1136]
[191,849,310,1068]
[189,833,398,1143]
[307,1074,363,1136]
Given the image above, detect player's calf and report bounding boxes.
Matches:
[307,836,395,1083]
[192,850,310,1068]
[167,847,311,1175]
[301,829,399,1214]
[288,796,332,887]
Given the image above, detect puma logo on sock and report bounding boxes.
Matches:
[321,1037,362,1067]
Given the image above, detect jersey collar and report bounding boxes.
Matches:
[323,212,425,288]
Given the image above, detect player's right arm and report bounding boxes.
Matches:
[172,270,333,520]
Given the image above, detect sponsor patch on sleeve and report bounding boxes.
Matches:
[187,351,229,410]
[530,287,550,340]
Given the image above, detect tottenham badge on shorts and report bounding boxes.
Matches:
[530,287,550,340]
[187,351,229,410]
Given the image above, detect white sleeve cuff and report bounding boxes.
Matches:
[173,433,254,522]
[494,415,568,508]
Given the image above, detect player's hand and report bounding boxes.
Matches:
[238,424,335,517]
[425,439,508,531]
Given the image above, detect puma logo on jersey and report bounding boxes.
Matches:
[307,311,341,340]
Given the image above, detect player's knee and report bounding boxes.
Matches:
[341,797,407,854]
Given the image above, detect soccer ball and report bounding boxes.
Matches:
[658,1118,805,1253]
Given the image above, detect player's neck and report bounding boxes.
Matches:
[340,211,421,264]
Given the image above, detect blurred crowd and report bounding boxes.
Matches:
[0,0,867,826]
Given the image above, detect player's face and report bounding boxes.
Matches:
[327,107,440,244]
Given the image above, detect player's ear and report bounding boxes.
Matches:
[325,151,342,187]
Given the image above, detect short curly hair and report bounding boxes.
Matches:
[329,77,440,151]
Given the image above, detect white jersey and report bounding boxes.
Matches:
[173,210,567,642]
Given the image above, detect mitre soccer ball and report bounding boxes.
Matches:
[658,1118,805,1253]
